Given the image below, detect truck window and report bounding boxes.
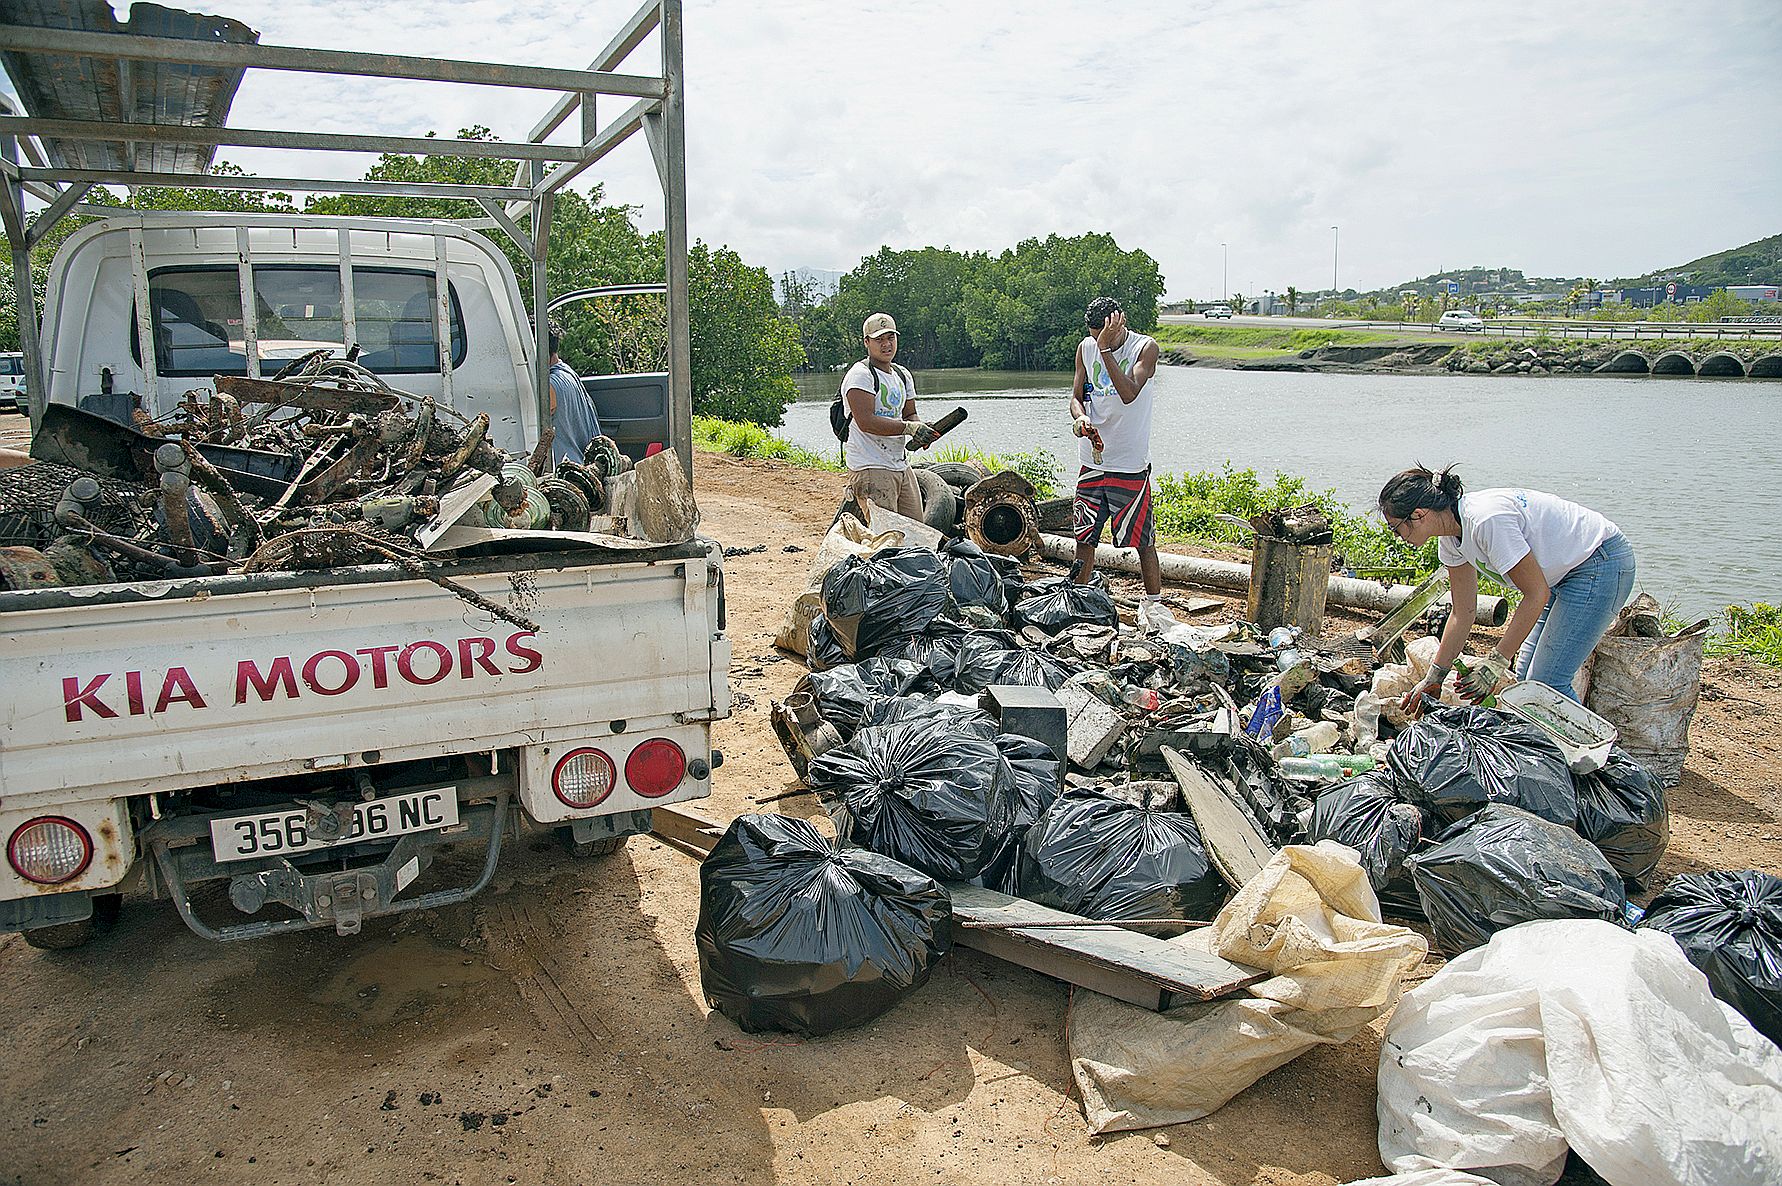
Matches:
[136,266,466,377]
[0,356,20,375]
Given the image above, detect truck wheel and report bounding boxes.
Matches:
[559,830,625,859]
[913,467,958,530]
[22,893,121,950]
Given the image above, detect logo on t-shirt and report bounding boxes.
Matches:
[1087,352,1115,401]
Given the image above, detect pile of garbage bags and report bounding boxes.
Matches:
[775,509,1679,966]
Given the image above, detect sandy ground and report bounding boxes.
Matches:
[3,438,1778,1186]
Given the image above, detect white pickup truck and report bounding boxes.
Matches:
[0,211,728,946]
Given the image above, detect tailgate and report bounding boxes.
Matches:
[0,550,725,807]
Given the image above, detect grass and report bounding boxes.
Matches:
[692,416,843,471]
[1150,324,1409,360]
[690,416,1060,495]
[1706,603,1782,666]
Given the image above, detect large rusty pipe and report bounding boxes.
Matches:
[1037,533,1509,628]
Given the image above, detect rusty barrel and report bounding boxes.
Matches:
[1246,536,1332,634]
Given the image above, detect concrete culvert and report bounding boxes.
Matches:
[1750,354,1782,379]
[980,502,1028,547]
[1596,350,1650,375]
[1697,352,1748,378]
[1651,351,1698,376]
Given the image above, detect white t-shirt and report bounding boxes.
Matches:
[1077,331,1156,474]
[841,360,914,472]
[1437,488,1619,586]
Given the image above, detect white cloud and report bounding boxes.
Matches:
[8,0,1778,295]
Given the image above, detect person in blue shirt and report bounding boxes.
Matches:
[547,319,602,465]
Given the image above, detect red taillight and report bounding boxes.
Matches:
[8,816,93,885]
[552,748,616,809]
[625,738,686,798]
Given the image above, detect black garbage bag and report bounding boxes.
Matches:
[982,733,1065,892]
[1306,773,1426,892]
[808,720,1019,881]
[1387,705,1579,828]
[696,814,952,1037]
[1572,746,1669,892]
[951,633,1074,695]
[821,546,948,660]
[1641,870,1782,1046]
[801,658,934,736]
[876,630,977,688]
[1406,803,1627,956]
[1012,575,1119,636]
[942,538,1007,620]
[858,692,997,737]
[1016,787,1228,924]
[806,614,851,672]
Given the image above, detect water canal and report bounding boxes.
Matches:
[787,367,1780,622]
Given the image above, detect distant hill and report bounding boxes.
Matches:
[1609,232,1782,288]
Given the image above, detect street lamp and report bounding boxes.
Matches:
[1221,242,1228,302]
[1331,226,1340,300]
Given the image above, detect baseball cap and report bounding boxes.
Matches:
[862,312,898,339]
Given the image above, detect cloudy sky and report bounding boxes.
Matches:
[16,1,1781,297]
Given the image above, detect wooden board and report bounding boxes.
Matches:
[1161,746,1277,890]
[947,883,1261,1010]
[649,805,1261,1011]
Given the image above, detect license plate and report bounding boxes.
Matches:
[208,789,459,863]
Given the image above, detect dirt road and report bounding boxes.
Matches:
[4,445,1778,1186]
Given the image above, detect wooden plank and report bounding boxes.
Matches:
[650,803,726,857]
[948,883,1262,1009]
[651,804,1263,1010]
[1161,746,1276,889]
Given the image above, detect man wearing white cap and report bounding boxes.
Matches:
[840,312,937,519]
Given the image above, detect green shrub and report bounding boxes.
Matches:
[929,443,1061,497]
[1707,602,1782,666]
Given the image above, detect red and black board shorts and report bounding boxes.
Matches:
[1073,466,1155,549]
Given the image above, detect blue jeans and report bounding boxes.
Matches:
[1515,532,1637,701]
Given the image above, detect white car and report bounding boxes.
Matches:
[1437,310,1485,332]
[1205,305,1234,319]
[0,351,24,412]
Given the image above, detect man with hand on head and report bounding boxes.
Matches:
[841,312,937,521]
[1069,297,1167,630]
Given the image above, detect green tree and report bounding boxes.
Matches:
[669,241,804,424]
[960,233,1164,370]
[828,246,985,370]
[1285,285,1299,315]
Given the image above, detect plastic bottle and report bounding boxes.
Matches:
[1278,753,1376,780]
[1267,626,1299,649]
[1120,686,1162,711]
[1352,692,1383,748]
[1452,657,1498,707]
[1274,647,1302,672]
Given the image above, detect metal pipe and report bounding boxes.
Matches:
[1038,533,1508,627]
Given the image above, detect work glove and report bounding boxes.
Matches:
[1458,652,1511,703]
[903,419,938,449]
[1398,663,1450,719]
[1072,415,1093,438]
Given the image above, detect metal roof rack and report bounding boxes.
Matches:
[0,0,691,471]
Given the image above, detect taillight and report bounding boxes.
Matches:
[552,748,616,809]
[625,738,686,798]
[8,817,93,885]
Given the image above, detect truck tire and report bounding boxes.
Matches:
[559,830,626,859]
[22,892,121,950]
[913,467,958,530]
[922,461,988,490]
